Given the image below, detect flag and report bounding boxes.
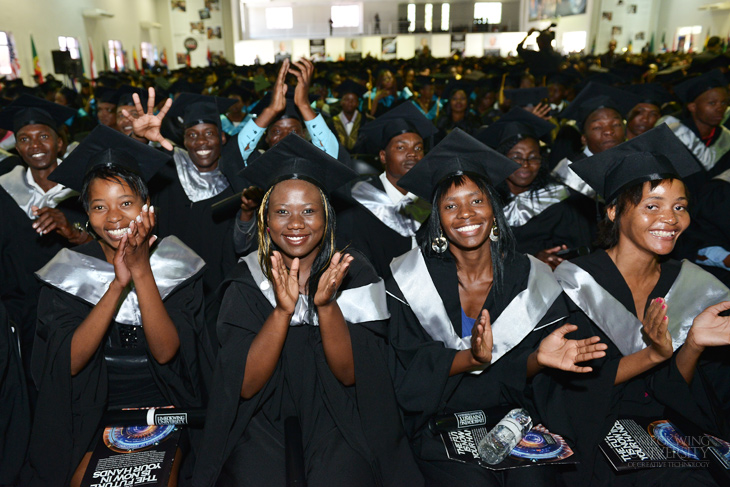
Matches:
[30,35,43,83]
[590,36,596,55]
[161,48,168,67]
[649,33,654,54]
[102,43,110,72]
[89,39,97,80]
[121,49,128,72]
[132,47,140,72]
[7,33,21,80]
[77,41,86,79]
[207,46,212,66]
[185,51,191,67]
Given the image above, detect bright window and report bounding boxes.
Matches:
[474,2,501,24]
[407,4,416,32]
[0,32,12,75]
[108,40,124,71]
[141,42,154,66]
[331,5,360,28]
[561,31,587,54]
[424,4,433,32]
[266,7,293,30]
[58,36,80,59]
[441,3,450,32]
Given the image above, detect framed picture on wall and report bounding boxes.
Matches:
[171,0,186,12]
[199,8,210,20]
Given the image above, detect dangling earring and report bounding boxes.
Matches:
[85,221,97,240]
[431,229,448,253]
[489,220,499,242]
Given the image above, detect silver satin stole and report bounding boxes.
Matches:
[240,251,390,326]
[551,158,597,199]
[661,116,730,172]
[35,236,206,326]
[0,165,77,219]
[173,147,229,202]
[555,260,730,356]
[503,184,569,227]
[350,180,422,237]
[389,248,565,374]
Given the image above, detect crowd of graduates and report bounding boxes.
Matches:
[1,34,730,487]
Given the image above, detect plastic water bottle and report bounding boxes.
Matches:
[477,408,532,465]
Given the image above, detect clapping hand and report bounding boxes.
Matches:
[314,252,353,307]
[537,324,607,373]
[270,251,299,315]
[643,298,673,362]
[687,301,730,349]
[119,204,157,276]
[471,309,493,364]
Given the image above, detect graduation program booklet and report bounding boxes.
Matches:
[599,418,729,472]
[80,422,181,487]
[440,423,577,470]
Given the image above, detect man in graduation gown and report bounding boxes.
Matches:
[127,91,240,334]
[337,102,437,279]
[549,83,640,229]
[659,70,730,186]
[0,95,90,397]
[623,83,671,140]
[330,79,368,152]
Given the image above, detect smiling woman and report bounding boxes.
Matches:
[193,133,424,487]
[551,125,730,486]
[28,126,212,487]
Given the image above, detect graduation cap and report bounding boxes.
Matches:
[0,94,76,133]
[95,86,120,105]
[167,93,236,129]
[49,125,170,192]
[622,83,674,108]
[333,79,367,98]
[653,65,686,85]
[359,101,438,151]
[441,80,474,100]
[475,108,554,149]
[170,79,203,95]
[568,124,702,203]
[503,87,548,107]
[559,82,641,129]
[397,128,520,201]
[116,86,147,107]
[673,69,728,103]
[240,133,356,194]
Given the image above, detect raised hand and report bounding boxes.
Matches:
[121,204,157,276]
[687,301,730,349]
[528,102,552,120]
[314,252,353,307]
[470,309,493,364]
[643,298,673,362]
[270,251,299,315]
[112,233,132,288]
[122,87,173,150]
[537,324,607,373]
[269,59,290,115]
[289,58,314,110]
[536,244,567,270]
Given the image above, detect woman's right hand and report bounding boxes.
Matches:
[271,251,299,315]
[269,59,290,115]
[123,87,173,150]
[471,309,493,364]
[643,298,673,362]
[113,233,132,288]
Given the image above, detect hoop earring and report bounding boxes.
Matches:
[489,220,499,242]
[431,229,448,254]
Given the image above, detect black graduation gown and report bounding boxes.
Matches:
[192,250,423,487]
[552,250,722,487]
[150,158,238,311]
[0,184,85,389]
[336,176,417,279]
[508,197,592,256]
[387,251,569,486]
[0,301,30,485]
[27,240,212,487]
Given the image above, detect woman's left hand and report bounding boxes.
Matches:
[122,204,157,275]
[687,301,730,350]
[537,324,607,373]
[314,252,353,307]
